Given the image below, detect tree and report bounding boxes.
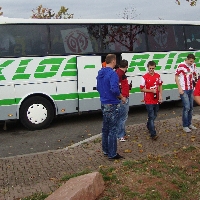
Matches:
[176,0,197,6]
[31,5,73,19]
[118,4,140,19]
[0,7,3,16]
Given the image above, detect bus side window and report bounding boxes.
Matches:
[0,26,16,57]
[51,36,65,55]
[173,26,185,50]
[50,25,66,55]
[185,25,200,50]
[14,36,26,56]
[132,25,146,52]
[30,26,48,56]
[146,25,177,51]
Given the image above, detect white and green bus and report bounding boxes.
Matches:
[0,18,200,130]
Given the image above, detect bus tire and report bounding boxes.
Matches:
[20,96,55,130]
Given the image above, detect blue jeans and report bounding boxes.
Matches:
[146,104,159,137]
[180,90,193,127]
[117,98,129,138]
[101,104,119,158]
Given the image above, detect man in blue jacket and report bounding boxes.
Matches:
[96,54,126,160]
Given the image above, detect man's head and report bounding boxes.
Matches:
[119,59,128,72]
[147,61,156,75]
[185,54,195,66]
[105,54,116,68]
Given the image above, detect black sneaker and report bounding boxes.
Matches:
[151,135,159,140]
[109,153,124,160]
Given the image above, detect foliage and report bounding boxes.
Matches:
[118,4,140,19]
[31,5,74,19]
[0,7,3,16]
[176,0,197,6]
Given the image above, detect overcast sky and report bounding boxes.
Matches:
[0,0,200,21]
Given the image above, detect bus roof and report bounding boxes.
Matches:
[0,17,200,25]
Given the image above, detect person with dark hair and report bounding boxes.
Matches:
[96,54,126,160]
[140,61,163,140]
[175,53,198,133]
[115,59,132,141]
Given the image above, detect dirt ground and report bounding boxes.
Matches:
[97,146,200,200]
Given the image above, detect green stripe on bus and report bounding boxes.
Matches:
[0,99,16,106]
[15,98,21,104]
[34,72,58,78]
[51,93,78,100]
[79,92,100,99]
[130,87,141,93]
[129,84,178,94]
[12,74,31,80]
[84,65,95,69]
[0,84,179,106]
[61,71,77,76]
[162,84,178,90]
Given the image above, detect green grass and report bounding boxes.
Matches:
[141,189,162,200]
[99,197,111,200]
[93,137,102,143]
[121,186,140,198]
[61,169,91,181]
[99,167,119,182]
[167,189,182,200]
[150,168,163,178]
[183,146,196,152]
[21,193,48,200]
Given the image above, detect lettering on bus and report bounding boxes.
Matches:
[128,51,200,72]
[61,57,77,77]
[129,54,150,72]
[0,60,15,81]
[12,59,32,80]
[164,53,177,70]
[0,52,200,81]
[34,58,65,78]
[0,57,77,81]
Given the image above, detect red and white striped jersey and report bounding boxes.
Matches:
[175,62,197,90]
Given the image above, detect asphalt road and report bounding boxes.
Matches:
[0,100,200,158]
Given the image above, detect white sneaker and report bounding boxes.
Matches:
[189,125,197,130]
[119,137,126,142]
[183,127,191,133]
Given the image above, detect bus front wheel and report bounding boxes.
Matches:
[20,96,55,130]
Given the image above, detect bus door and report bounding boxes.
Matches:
[77,56,101,112]
[0,83,16,120]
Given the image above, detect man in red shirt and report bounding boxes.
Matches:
[175,54,197,133]
[140,61,163,140]
[116,59,132,141]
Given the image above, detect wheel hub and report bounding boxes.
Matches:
[27,104,47,124]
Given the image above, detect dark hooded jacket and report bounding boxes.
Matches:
[96,67,120,104]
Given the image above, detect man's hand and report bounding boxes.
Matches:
[121,96,126,104]
[178,88,184,95]
[159,93,163,103]
[151,88,157,93]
